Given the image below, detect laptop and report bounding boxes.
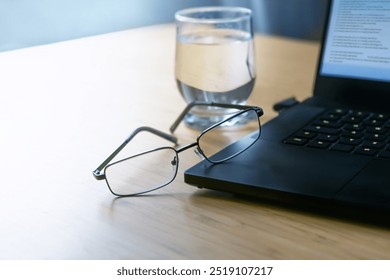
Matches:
[184,0,390,213]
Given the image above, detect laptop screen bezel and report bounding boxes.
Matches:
[313,0,390,112]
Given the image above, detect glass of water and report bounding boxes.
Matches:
[175,6,256,130]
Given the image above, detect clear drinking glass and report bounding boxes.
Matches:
[175,6,256,130]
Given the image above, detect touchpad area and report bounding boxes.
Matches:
[336,159,390,210]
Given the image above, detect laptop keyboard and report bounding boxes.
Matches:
[284,108,390,159]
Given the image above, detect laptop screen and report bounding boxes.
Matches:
[320,0,390,82]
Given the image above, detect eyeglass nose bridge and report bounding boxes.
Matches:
[175,141,205,160]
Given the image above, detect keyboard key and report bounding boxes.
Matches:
[372,113,389,120]
[313,120,343,128]
[362,140,385,149]
[365,133,387,141]
[344,123,365,131]
[304,125,340,135]
[354,147,379,156]
[343,116,363,124]
[341,130,364,138]
[349,111,369,119]
[295,130,317,139]
[339,137,362,146]
[366,126,387,134]
[317,134,339,143]
[330,108,349,115]
[284,137,308,146]
[321,113,342,121]
[331,143,354,153]
[308,140,331,149]
[364,119,385,126]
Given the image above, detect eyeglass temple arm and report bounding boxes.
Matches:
[170,101,263,133]
[93,126,178,180]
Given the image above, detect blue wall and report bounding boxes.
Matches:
[0,0,219,52]
[0,0,327,52]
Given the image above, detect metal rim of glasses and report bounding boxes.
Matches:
[195,107,262,164]
[104,146,179,197]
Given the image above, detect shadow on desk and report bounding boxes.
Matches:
[189,189,390,229]
[105,186,389,259]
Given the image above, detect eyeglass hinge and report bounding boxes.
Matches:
[92,169,106,180]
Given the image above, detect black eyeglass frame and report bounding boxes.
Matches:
[93,102,263,196]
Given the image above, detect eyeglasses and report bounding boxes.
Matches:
[93,102,263,197]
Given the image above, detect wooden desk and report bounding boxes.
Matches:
[0,24,389,259]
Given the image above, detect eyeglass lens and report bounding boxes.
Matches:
[104,147,178,196]
[198,109,261,163]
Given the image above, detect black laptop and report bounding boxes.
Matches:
[184,0,390,212]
